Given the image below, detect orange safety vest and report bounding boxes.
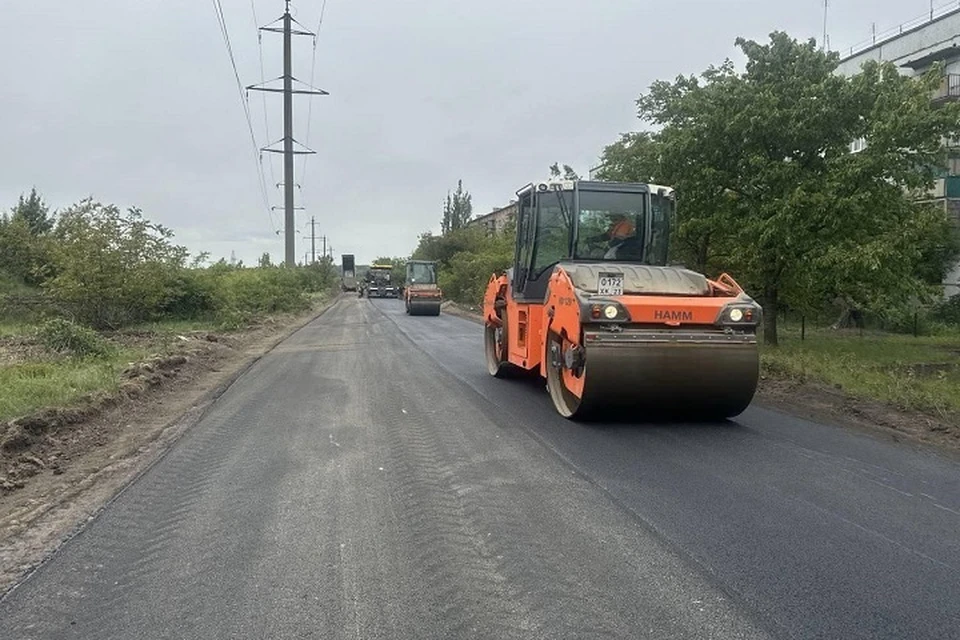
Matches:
[608,219,635,239]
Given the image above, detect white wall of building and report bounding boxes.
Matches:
[836,8,960,77]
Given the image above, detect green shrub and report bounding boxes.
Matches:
[44,200,188,328]
[441,246,513,305]
[931,294,960,326]
[157,270,219,319]
[36,318,110,357]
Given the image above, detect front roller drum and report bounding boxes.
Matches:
[545,330,759,420]
[407,299,442,316]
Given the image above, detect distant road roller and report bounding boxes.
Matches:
[404,260,443,316]
[482,179,761,419]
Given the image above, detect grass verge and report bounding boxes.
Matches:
[0,293,333,424]
[0,350,143,422]
[762,325,960,417]
[0,349,148,422]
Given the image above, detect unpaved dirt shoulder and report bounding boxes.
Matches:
[0,297,340,594]
[441,302,960,455]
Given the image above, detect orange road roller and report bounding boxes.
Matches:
[482,179,761,419]
[405,260,443,316]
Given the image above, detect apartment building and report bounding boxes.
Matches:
[468,202,517,235]
[835,4,960,295]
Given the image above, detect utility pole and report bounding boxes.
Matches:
[303,218,325,264]
[306,216,319,263]
[247,1,328,267]
[822,0,829,52]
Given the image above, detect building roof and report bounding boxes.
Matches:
[470,202,516,224]
[837,5,960,64]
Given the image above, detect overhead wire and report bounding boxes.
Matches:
[251,0,278,192]
[212,0,279,234]
[298,0,329,203]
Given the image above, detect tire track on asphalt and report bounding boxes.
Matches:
[68,399,263,638]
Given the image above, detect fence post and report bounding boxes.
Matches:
[801,315,806,341]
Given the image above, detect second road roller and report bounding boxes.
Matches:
[404,260,443,316]
[482,178,761,419]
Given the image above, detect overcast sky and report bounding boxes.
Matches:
[1,0,944,265]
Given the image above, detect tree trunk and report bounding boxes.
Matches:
[762,287,779,346]
[696,235,710,274]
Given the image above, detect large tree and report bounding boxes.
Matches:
[610,32,960,344]
[441,179,473,234]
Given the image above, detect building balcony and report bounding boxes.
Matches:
[921,175,960,199]
[932,74,960,104]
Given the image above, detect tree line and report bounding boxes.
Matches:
[0,191,336,330]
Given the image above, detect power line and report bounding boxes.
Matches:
[212,0,278,234]
[251,0,277,191]
[299,0,330,192]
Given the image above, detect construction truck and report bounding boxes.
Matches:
[482,179,760,420]
[365,263,398,298]
[341,254,357,292]
[404,260,442,316]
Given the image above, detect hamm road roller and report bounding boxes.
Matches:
[404,260,443,316]
[482,178,761,419]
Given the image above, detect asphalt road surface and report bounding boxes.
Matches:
[1,296,958,639]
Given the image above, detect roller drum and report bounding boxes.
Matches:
[547,329,759,420]
[407,299,442,316]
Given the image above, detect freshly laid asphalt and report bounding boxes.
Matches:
[0,295,957,639]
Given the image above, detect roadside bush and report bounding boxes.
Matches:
[875,305,932,336]
[216,268,310,315]
[157,270,219,320]
[0,218,54,287]
[931,294,960,326]
[35,318,110,358]
[45,200,188,328]
[414,223,515,305]
[440,243,513,305]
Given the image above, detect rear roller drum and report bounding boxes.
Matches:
[485,317,518,378]
[546,331,590,419]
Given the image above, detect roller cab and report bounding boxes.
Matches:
[483,179,761,420]
[405,260,443,316]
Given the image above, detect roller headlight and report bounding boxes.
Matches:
[587,301,630,322]
[718,303,760,326]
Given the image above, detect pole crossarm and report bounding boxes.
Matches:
[246,77,329,96]
[261,25,315,37]
[261,140,316,155]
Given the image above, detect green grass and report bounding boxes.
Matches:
[762,324,960,416]
[0,322,33,338]
[0,350,143,422]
